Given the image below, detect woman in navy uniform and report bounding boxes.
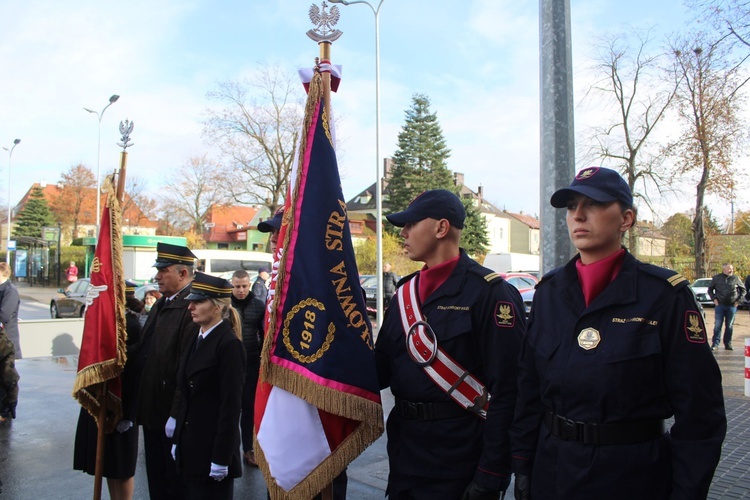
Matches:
[511,167,726,499]
[172,272,245,500]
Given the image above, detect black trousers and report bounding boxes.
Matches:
[181,476,234,500]
[386,473,469,500]
[240,358,260,452]
[143,426,184,500]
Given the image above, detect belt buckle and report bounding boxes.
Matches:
[558,416,581,441]
[401,401,421,419]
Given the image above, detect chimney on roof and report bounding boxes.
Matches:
[477,185,483,204]
[40,179,47,188]
[454,172,464,186]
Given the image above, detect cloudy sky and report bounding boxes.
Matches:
[2,0,740,226]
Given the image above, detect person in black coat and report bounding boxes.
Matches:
[172,273,245,500]
[229,269,264,466]
[74,282,143,500]
[511,167,726,499]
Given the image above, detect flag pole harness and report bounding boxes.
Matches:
[396,277,490,419]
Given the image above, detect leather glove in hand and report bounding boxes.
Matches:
[164,416,176,438]
[460,481,501,500]
[514,474,530,500]
[116,420,133,433]
[210,463,229,481]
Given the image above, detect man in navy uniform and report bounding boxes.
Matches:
[375,189,525,500]
[132,242,199,499]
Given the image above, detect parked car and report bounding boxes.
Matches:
[50,278,91,318]
[361,275,378,316]
[498,272,538,294]
[690,278,713,307]
[520,288,534,317]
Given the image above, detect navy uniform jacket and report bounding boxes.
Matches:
[375,250,525,492]
[131,285,200,430]
[174,320,246,479]
[511,251,727,499]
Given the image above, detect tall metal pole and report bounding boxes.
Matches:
[540,0,575,273]
[330,0,386,326]
[3,139,21,265]
[84,94,119,239]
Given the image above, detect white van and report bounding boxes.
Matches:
[192,250,273,278]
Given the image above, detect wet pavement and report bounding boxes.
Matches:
[3,284,750,498]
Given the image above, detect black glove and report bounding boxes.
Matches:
[460,481,501,500]
[514,474,530,500]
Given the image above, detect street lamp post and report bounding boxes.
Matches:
[329,0,386,326]
[2,138,21,265]
[84,94,119,238]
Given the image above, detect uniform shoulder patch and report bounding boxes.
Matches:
[683,310,707,344]
[639,263,688,289]
[494,301,517,328]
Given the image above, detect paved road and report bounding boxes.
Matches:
[4,284,750,498]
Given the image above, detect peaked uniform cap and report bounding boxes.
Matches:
[185,272,233,301]
[125,280,139,297]
[153,242,197,268]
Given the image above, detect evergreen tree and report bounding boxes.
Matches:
[388,94,454,213]
[13,186,55,238]
[460,199,490,258]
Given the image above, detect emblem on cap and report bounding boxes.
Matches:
[577,327,601,350]
[575,167,599,181]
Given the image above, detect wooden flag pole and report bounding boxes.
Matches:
[116,150,128,203]
[92,381,108,500]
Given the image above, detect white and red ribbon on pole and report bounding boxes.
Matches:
[396,277,490,419]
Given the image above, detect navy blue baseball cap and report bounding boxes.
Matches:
[258,207,285,233]
[386,189,466,229]
[550,167,633,208]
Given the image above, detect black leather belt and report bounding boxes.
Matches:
[544,410,665,445]
[395,398,468,420]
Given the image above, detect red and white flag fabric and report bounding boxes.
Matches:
[254,68,383,499]
[72,176,127,431]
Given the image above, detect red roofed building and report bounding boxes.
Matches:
[201,204,270,251]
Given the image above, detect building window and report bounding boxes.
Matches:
[218,243,229,250]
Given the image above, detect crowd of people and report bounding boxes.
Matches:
[2,167,745,499]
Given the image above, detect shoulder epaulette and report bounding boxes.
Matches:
[468,264,503,284]
[536,267,561,288]
[639,263,688,288]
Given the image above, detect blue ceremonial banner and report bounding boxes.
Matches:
[255,69,384,500]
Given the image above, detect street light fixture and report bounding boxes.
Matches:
[84,94,119,238]
[2,138,21,265]
[329,0,386,326]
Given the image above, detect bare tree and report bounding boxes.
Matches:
[203,65,305,216]
[688,0,750,51]
[667,32,749,277]
[160,155,232,235]
[581,29,680,253]
[50,164,96,239]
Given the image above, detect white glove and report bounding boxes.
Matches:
[171,444,176,461]
[164,417,176,438]
[209,463,229,481]
[115,420,133,433]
